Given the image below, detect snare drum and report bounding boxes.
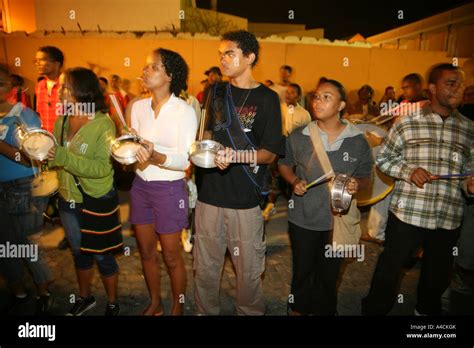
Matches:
[330,173,353,213]
[354,123,395,206]
[31,170,59,197]
[14,126,57,161]
[110,134,143,165]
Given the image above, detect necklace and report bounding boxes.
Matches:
[235,89,252,117]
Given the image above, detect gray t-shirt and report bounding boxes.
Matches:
[278,122,374,231]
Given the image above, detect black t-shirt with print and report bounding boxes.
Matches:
[197,83,285,209]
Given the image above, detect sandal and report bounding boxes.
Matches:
[142,303,164,316]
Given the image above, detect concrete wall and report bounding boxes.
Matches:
[0,32,466,105]
[2,0,181,33]
[248,22,306,38]
[274,28,324,39]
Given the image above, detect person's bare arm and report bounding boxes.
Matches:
[0,141,31,166]
[278,163,307,196]
[215,147,277,170]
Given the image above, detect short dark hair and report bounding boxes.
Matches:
[38,46,64,67]
[310,78,347,117]
[281,65,293,74]
[153,48,189,96]
[317,77,328,86]
[358,84,374,97]
[428,63,462,85]
[288,83,302,97]
[222,30,260,67]
[324,79,347,103]
[65,67,107,113]
[99,77,108,85]
[402,73,423,85]
[205,66,222,77]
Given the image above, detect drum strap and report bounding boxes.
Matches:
[308,122,361,247]
[210,82,269,196]
[308,122,334,179]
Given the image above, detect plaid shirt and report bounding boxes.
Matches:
[35,78,60,133]
[376,107,473,230]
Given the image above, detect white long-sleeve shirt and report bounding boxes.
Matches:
[131,94,198,181]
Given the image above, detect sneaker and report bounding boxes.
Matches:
[66,296,96,316]
[181,229,193,253]
[14,292,29,304]
[105,302,120,316]
[35,293,54,315]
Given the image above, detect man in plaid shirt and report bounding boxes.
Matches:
[35,46,63,133]
[362,64,474,316]
[35,46,70,250]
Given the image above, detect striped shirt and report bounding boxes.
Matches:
[376,107,473,230]
[35,78,61,133]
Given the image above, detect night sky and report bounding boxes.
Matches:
[197,0,473,40]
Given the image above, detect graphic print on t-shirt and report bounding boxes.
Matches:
[236,105,257,132]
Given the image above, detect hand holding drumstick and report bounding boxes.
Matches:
[135,139,154,164]
[47,146,56,161]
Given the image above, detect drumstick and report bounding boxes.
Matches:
[305,170,334,189]
[198,90,213,141]
[434,172,473,179]
[198,109,206,141]
[109,94,149,150]
[109,94,130,132]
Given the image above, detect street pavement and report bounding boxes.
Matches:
[0,192,421,316]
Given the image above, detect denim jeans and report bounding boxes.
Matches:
[0,176,53,285]
[58,195,119,277]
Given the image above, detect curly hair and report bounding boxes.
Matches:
[153,48,189,96]
[222,30,260,67]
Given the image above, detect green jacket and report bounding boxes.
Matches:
[50,112,116,203]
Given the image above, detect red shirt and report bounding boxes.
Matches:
[6,87,31,108]
[35,78,60,133]
[113,91,129,112]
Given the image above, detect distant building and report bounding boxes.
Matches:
[248,22,324,39]
[366,2,474,58]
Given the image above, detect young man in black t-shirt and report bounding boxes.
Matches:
[193,30,284,315]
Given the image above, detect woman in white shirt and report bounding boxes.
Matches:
[130,48,197,315]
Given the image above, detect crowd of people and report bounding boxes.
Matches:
[0,30,472,316]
